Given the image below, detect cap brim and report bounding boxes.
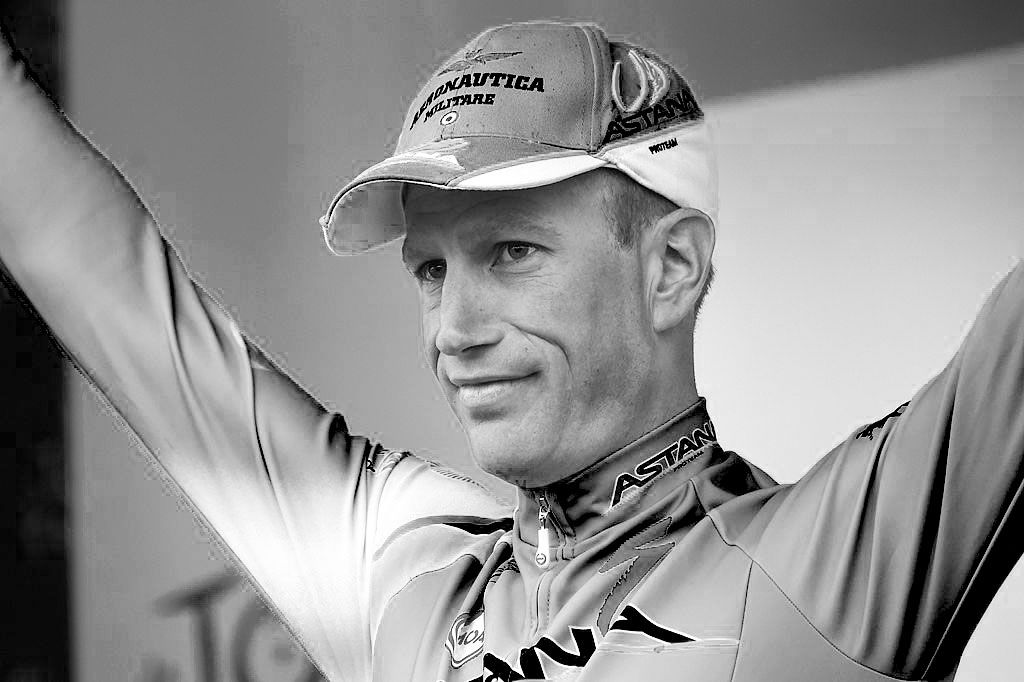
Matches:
[320,137,607,255]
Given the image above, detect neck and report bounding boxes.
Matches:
[644,332,699,434]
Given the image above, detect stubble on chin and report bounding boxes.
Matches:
[466,429,550,487]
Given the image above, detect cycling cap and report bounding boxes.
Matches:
[320,21,717,254]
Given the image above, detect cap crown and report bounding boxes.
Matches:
[321,21,716,254]
[396,22,703,155]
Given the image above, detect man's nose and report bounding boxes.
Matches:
[434,272,502,356]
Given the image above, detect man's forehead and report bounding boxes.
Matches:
[402,183,474,214]
[405,183,549,230]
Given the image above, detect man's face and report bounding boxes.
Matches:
[402,173,660,488]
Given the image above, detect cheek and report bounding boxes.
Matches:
[419,304,440,369]
[565,261,647,386]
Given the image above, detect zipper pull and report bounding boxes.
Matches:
[536,494,554,568]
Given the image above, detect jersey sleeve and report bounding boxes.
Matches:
[0,34,509,682]
[739,261,1024,679]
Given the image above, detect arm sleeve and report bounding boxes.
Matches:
[0,35,508,682]
[746,262,1024,679]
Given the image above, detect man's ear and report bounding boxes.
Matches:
[643,207,715,333]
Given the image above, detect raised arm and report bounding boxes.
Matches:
[0,29,507,681]
[730,261,1024,679]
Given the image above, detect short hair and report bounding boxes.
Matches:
[596,169,715,320]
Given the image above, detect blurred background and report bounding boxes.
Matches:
[1,0,1023,680]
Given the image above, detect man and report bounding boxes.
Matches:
[2,18,1022,682]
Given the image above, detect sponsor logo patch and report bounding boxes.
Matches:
[648,137,678,154]
[410,71,545,130]
[611,48,671,115]
[602,88,701,144]
[446,611,485,668]
[469,605,696,681]
[438,48,523,75]
[603,50,701,145]
[610,420,716,508]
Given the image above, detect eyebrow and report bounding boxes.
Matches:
[401,209,560,266]
[476,210,559,241]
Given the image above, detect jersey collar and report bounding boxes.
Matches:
[514,398,722,557]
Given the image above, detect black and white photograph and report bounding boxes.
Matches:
[2,1,1023,680]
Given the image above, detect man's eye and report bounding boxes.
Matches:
[496,242,537,264]
[416,260,446,283]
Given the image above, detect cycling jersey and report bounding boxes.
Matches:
[3,37,1024,682]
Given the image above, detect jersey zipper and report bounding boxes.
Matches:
[530,490,563,638]
[536,493,554,568]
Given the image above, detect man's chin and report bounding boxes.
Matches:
[466,430,554,488]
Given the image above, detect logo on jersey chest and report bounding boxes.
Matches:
[460,516,689,680]
[467,605,694,681]
[447,611,486,668]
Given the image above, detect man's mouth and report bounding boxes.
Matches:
[449,373,537,409]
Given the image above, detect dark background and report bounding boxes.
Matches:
[1,1,66,680]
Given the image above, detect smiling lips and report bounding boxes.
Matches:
[448,374,536,409]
